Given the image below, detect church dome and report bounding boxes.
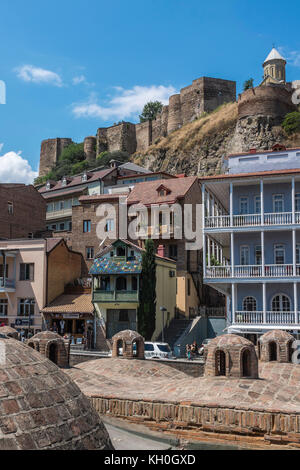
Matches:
[0,336,113,450]
[264,47,286,65]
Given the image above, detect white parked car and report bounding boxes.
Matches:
[144,342,173,360]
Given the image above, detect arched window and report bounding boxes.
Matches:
[116,277,127,291]
[132,276,138,291]
[271,294,291,312]
[242,349,251,377]
[242,296,257,312]
[215,350,226,376]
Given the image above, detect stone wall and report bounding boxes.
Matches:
[39,138,73,177]
[90,396,300,447]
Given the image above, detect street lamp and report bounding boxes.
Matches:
[160,307,167,343]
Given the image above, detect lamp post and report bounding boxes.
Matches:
[160,306,167,343]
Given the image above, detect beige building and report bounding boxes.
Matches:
[0,238,82,337]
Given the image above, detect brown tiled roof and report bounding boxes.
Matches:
[199,167,300,181]
[42,186,88,199]
[127,176,198,205]
[117,171,176,181]
[226,146,300,159]
[46,238,63,253]
[79,193,128,203]
[42,294,94,314]
[39,168,115,194]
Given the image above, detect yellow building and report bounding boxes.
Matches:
[90,240,176,343]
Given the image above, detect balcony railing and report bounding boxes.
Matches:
[0,278,16,289]
[93,290,139,302]
[205,212,300,229]
[234,311,298,325]
[205,264,299,279]
[46,208,72,220]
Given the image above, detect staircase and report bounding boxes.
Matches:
[157,318,193,350]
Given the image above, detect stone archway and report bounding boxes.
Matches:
[269,341,277,361]
[215,350,226,376]
[242,349,251,377]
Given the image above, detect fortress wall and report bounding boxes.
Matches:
[167,94,183,134]
[202,77,236,113]
[238,85,296,120]
[39,138,73,177]
[135,121,152,152]
[97,122,137,156]
[84,136,97,162]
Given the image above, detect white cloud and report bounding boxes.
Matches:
[72,75,87,85]
[72,85,176,120]
[278,47,300,67]
[15,65,63,87]
[0,150,38,184]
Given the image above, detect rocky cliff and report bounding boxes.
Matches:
[133,102,300,176]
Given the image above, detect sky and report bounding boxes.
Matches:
[1,0,300,184]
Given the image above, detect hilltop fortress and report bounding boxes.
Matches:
[39,48,299,178]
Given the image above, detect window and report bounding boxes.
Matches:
[116,246,126,257]
[0,299,8,316]
[59,223,65,231]
[239,197,249,215]
[20,264,34,281]
[105,219,115,232]
[28,232,33,239]
[8,202,13,215]
[271,294,291,312]
[297,244,300,264]
[254,196,261,214]
[243,296,257,312]
[116,277,127,291]
[273,194,284,213]
[100,276,110,291]
[274,244,285,264]
[83,220,91,233]
[296,194,300,212]
[169,245,178,260]
[86,247,94,260]
[255,246,262,265]
[0,265,8,278]
[18,298,35,317]
[132,276,138,291]
[240,246,250,265]
[62,177,67,187]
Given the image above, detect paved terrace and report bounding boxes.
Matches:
[66,359,300,414]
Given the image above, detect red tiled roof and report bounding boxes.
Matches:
[127,176,198,205]
[39,168,115,194]
[42,294,94,314]
[200,167,300,181]
[42,186,88,199]
[79,193,128,203]
[117,171,176,181]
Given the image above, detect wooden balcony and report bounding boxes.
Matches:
[205,264,299,279]
[234,311,299,326]
[93,290,139,303]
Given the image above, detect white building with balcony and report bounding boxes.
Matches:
[201,145,300,342]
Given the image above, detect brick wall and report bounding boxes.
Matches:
[0,184,46,239]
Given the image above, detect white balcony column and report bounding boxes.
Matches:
[261,231,265,277]
[231,232,235,277]
[293,229,297,276]
[220,247,224,265]
[232,283,236,324]
[263,283,266,324]
[260,179,264,226]
[294,282,298,324]
[13,255,16,282]
[230,182,233,227]
[212,196,215,218]
[292,176,296,224]
[202,183,206,277]
[207,237,211,268]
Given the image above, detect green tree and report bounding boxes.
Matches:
[243,78,254,91]
[282,111,300,135]
[137,239,157,340]
[139,101,163,123]
[59,142,85,164]
[96,150,130,167]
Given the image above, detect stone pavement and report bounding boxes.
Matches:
[66,358,300,414]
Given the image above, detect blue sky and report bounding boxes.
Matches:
[1,0,300,183]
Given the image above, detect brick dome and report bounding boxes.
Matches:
[112,330,145,360]
[205,334,258,379]
[27,330,70,368]
[0,326,19,340]
[259,330,294,363]
[0,336,113,450]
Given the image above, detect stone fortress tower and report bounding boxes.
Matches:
[38,76,236,177]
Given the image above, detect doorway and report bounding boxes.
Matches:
[242,349,251,377]
[215,350,226,376]
[269,341,277,361]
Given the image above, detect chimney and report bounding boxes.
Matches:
[249,148,257,154]
[157,245,166,258]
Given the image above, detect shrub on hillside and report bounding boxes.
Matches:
[282,112,300,135]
